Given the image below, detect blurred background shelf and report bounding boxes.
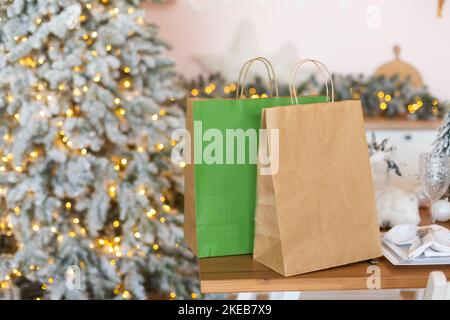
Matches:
[365,118,441,130]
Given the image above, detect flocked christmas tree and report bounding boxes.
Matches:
[0,0,199,299]
[434,111,450,155]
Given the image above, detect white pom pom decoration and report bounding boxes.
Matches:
[376,186,421,228]
[432,200,450,222]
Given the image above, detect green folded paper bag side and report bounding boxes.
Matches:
[187,96,328,258]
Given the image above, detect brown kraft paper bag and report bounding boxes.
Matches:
[253,59,382,276]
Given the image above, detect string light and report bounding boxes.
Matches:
[116,107,126,116]
[137,186,146,196]
[136,17,144,25]
[73,88,82,96]
[120,78,132,89]
[19,56,37,68]
[108,185,116,198]
[93,73,101,82]
[146,209,156,218]
[122,291,131,299]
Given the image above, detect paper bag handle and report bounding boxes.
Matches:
[289,59,335,105]
[236,57,279,99]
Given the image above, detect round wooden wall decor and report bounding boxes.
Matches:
[438,0,445,17]
[374,45,423,88]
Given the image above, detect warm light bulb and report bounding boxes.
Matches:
[146,209,156,218]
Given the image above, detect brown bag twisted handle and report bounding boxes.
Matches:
[289,59,335,105]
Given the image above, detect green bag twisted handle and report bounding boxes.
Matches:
[236,57,279,99]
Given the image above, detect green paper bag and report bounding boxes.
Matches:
[184,95,327,258]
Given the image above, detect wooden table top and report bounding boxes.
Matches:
[198,209,450,293]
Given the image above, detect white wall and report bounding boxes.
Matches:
[145,0,450,100]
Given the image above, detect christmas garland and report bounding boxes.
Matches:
[180,73,445,120]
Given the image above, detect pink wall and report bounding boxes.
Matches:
[144,0,450,100]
